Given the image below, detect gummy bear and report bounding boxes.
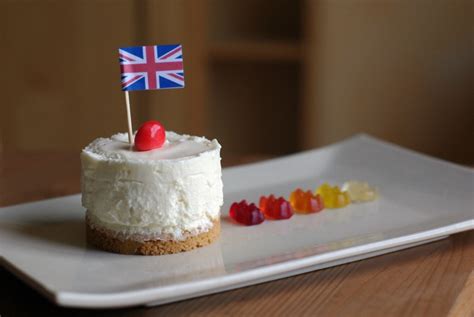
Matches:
[259,195,294,220]
[341,181,378,202]
[289,188,324,214]
[315,183,350,209]
[229,200,265,226]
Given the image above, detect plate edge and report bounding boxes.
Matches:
[53,219,474,309]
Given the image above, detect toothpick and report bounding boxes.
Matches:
[124,91,133,144]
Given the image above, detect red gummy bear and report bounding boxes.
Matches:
[229,200,265,226]
[259,195,294,220]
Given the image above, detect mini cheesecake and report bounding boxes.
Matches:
[81,131,223,255]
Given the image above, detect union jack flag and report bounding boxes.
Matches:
[119,44,184,91]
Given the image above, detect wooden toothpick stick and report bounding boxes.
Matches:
[124,91,133,144]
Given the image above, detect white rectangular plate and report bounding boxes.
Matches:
[1,135,472,309]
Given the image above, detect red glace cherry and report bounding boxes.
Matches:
[134,120,166,151]
[229,200,265,226]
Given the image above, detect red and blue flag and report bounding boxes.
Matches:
[119,44,184,91]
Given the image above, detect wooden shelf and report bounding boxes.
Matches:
[208,62,300,158]
[208,40,301,62]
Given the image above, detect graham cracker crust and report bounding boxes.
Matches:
[86,217,220,255]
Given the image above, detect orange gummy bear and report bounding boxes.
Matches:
[289,188,324,214]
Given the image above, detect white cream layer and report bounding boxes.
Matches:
[81,131,223,241]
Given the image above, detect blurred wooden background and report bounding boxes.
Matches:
[1,0,473,165]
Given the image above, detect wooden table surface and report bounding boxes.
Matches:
[1,152,473,317]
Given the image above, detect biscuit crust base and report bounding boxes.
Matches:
[86,217,220,255]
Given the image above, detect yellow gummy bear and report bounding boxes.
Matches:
[341,181,378,202]
[315,183,350,209]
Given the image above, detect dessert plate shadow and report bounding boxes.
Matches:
[1,134,473,308]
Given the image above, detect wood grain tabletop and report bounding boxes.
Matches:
[1,152,473,317]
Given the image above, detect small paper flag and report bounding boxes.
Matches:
[119,44,184,91]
